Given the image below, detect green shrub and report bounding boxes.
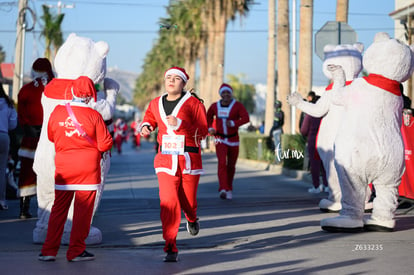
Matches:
[239,133,274,162]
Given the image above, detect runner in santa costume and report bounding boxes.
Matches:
[113,118,128,154]
[39,76,113,262]
[206,83,250,200]
[17,58,54,219]
[140,66,208,262]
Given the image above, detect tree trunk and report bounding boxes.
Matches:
[204,6,216,109]
[336,0,348,23]
[265,0,276,135]
[297,0,313,131]
[277,0,291,134]
[198,36,208,102]
[198,7,209,104]
[185,58,196,91]
[212,9,227,104]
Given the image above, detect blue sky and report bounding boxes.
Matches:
[0,0,396,86]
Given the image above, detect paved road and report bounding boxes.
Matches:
[1,140,414,275]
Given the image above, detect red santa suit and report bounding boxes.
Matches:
[130,120,141,148]
[114,119,128,154]
[40,76,113,261]
[207,94,250,196]
[17,79,45,197]
[141,91,208,253]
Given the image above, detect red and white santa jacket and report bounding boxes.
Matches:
[47,102,113,191]
[17,79,45,159]
[207,99,250,146]
[141,92,208,176]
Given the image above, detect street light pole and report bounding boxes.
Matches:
[45,1,75,15]
[12,0,28,103]
[291,0,297,134]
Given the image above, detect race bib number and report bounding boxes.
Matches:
[218,109,230,118]
[161,135,185,155]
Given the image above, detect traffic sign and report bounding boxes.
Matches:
[315,21,358,60]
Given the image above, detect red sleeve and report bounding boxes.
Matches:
[206,103,216,128]
[47,109,56,143]
[233,102,250,128]
[178,98,208,140]
[96,114,113,152]
[194,100,208,138]
[142,98,158,129]
[17,86,30,126]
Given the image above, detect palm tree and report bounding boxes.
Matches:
[297,0,313,95]
[40,5,64,64]
[206,0,253,108]
[165,0,204,90]
[277,0,291,134]
[133,0,253,110]
[297,0,313,132]
[336,0,348,22]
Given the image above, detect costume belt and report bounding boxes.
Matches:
[159,145,199,153]
[23,125,42,138]
[215,133,237,138]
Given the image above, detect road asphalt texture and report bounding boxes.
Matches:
[1,140,414,275]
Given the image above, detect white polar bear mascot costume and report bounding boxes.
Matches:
[288,43,365,212]
[33,33,119,244]
[320,32,414,232]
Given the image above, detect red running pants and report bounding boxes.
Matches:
[41,190,96,260]
[157,159,200,253]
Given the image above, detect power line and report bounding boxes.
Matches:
[33,0,164,7]
[0,26,399,34]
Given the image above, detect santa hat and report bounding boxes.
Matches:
[71,76,97,102]
[164,66,189,83]
[219,83,233,95]
[31,58,54,81]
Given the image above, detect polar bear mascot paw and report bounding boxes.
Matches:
[287,92,303,106]
[321,215,364,233]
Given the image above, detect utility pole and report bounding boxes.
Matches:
[265,0,276,135]
[12,0,28,103]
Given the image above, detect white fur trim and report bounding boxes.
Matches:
[219,86,233,95]
[55,184,99,191]
[165,68,188,82]
[18,148,36,159]
[170,118,182,130]
[18,185,37,197]
[183,169,204,175]
[139,122,151,132]
[155,167,176,176]
[214,138,239,147]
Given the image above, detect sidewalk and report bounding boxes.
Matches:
[1,140,414,275]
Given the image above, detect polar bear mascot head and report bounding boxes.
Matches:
[363,32,414,82]
[322,43,364,82]
[54,33,108,83]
